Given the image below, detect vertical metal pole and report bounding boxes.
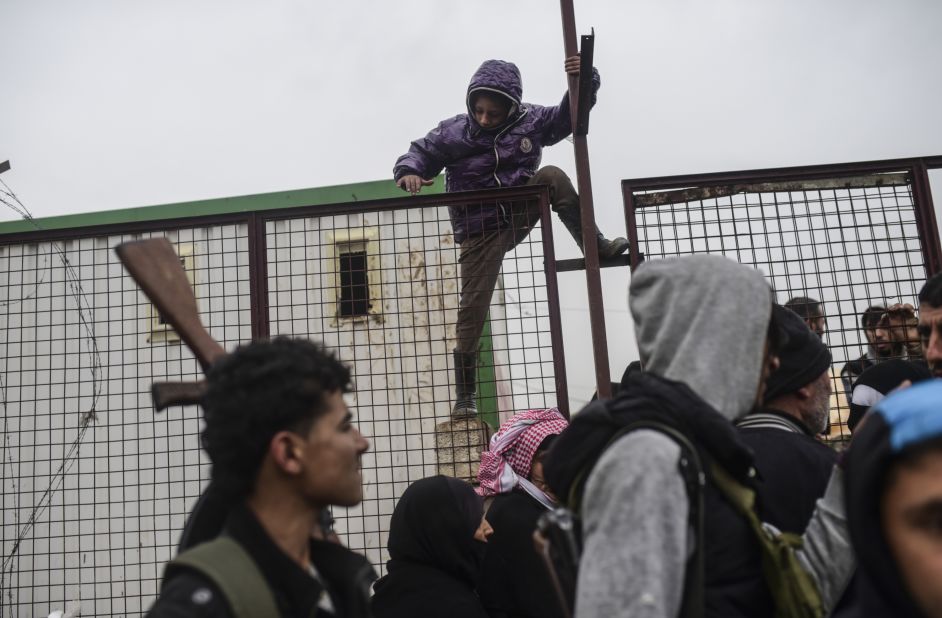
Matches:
[559,0,612,399]
[911,159,942,276]
[622,181,643,272]
[247,213,271,339]
[538,188,571,418]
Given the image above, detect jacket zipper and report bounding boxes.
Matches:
[491,108,527,220]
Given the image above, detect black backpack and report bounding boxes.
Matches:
[539,374,824,618]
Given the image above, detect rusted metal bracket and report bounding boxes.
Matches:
[575,29,594,136]
[555,254,631,273]
[633,173,911,208]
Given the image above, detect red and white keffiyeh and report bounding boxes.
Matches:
[475,408,568,508]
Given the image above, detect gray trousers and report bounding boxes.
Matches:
[455,166,579,355]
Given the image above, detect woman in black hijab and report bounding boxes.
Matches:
[371,475,490,618]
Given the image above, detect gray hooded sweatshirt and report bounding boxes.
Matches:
[575,255,852,618]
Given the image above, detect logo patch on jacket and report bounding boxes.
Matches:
[520,137,533,153]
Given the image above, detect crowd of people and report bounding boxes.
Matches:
[144,54,942,618]
[144,262,942,618]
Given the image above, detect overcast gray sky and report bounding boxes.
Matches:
[3,0,941,400]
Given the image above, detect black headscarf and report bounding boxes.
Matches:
[385,475,485,585]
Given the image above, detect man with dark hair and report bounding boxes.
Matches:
[917,272,942,378]
[840,304,894,396]
[785,296,826,338]
[876,303,923,361]
[148,337,374,618]
[736,305,837,534]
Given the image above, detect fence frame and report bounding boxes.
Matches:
[0,184,570,415]
[622,156,942,275]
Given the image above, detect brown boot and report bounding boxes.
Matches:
[557,206,630,259]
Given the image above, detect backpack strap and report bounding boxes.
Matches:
[571,420,706,618]
[710,462,824,618]
[167,536,280,618]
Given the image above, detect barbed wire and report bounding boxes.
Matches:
[0,177,104,606]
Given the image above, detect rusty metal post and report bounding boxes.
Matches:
[538,188,571,418]
[247,213,271,339]
[911,159,942,276]
[559,0,612,400]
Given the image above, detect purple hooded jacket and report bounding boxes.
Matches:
[394,59,600,243]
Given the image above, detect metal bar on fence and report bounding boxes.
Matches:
[910,160,942,276]
[538,187,571,418]
[247,213,271,338]
[622,156,942,191]
[620,157,942,446]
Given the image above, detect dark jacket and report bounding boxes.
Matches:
[846,359,932,433]
[839,352,877,398]
[371,476,488,618]
[477,491,565,618]
[147,504,375,618]
[545,371,772,618]
[735,409,837,533]
[393,59,600,243]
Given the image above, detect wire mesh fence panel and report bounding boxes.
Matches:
[0,226,252,617]
[264,196,560,573]
[0,187,566,613]
[627,173,932,445]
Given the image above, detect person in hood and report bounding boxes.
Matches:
[474,408,570,618]
[371,476,492,618]
[544,254,854,618]
[844,379,942,617]
[393,57,628,418]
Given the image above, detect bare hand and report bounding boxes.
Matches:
[881,303,921,353]
[564,54,581,77]
[397,175,434,195]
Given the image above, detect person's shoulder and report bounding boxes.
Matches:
[488,490,543,523]
[510,103,555,129]
[605,427,683,462]
[588,428,683,492]
[147,569,232,618]
[841,354,868,373]
[431,114,469,134]
[799,434,840,462]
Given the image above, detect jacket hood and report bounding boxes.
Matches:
[629,254,772,421]
[844,379,942,617]
[466,59,522,125]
